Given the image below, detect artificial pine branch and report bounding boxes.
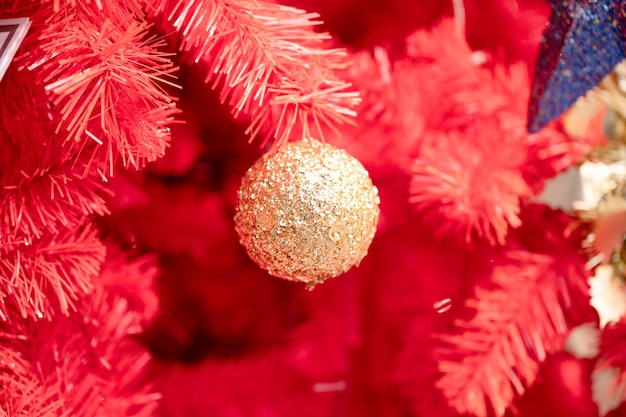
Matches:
[0,347,63,417]
[0,0,179,322]
[402,26,539,247]
[0,247,159,417]
[435,249,581,417]
[25,0,179,176]
[0,224,105,320]
[410,126,529,246]
[0,65,109,320]
[0,165,109,241]
[0,66,110,241]
[403,25,594,247]
[150,0,360,148]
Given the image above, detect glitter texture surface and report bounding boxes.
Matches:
[234,139,380,284]
[528,0,626,132]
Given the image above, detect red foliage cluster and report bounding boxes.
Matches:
[329,19,593,247]
[1,0,362,413]
[0,246,158,416]
[415,206,592,417]
[0,61,108,319]
[149,0,360,149]
[0,0,617,416]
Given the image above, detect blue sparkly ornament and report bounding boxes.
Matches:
[528,0,626,132]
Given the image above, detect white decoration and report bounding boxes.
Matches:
[590,265,626,327]
[564,323,600,359]
[593,366,626,416]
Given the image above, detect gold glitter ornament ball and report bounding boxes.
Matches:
[234,138,380,285]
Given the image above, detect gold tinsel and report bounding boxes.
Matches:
[564,61,626,280]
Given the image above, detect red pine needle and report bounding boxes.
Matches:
[410,126,530,246]
[0,224,105,320]
[394,209,591,417]
[150,0,360,149]
[0,66,111,242]
[0,245,158,416]
[435,250,582,417]
[30,0,179,175]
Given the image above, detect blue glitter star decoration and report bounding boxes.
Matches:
[528,0,626,132]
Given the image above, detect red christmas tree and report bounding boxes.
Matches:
[0,0,624,416]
